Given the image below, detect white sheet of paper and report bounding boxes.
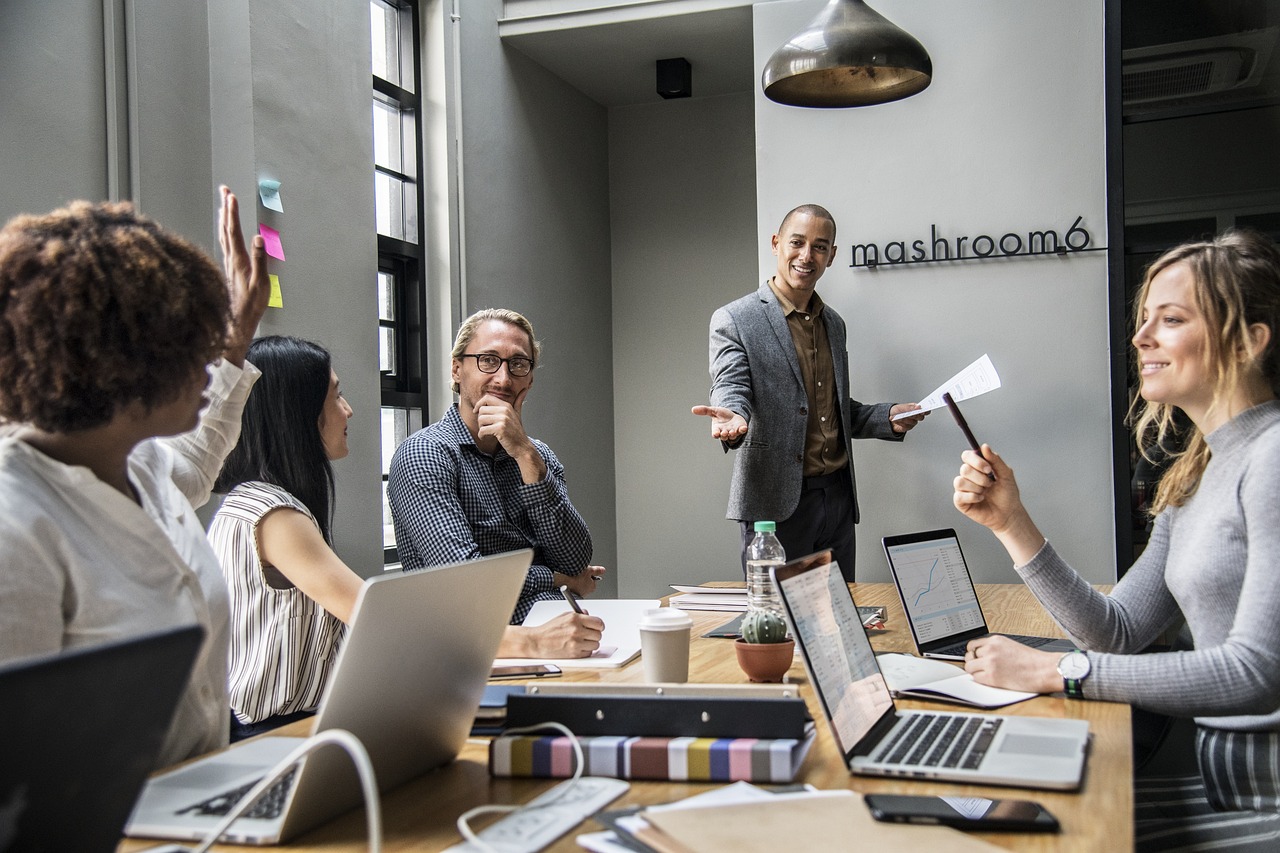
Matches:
[891,353,1001,420]
[493,598,660,669]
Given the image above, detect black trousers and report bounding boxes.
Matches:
[740,469,857,582]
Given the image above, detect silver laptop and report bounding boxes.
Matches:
[775,550,1090,790]
[126,549,531,845]
[883,529,1076,660]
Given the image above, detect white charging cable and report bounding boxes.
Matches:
[455,721,583,852]
[188,729,381,853]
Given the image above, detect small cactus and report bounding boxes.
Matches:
[742,609,788,643]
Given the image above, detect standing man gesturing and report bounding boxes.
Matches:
[693,204,924,580]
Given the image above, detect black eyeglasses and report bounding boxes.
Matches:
[459,353,535,377]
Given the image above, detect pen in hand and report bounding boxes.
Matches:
[561,584,588,615]
[942,392,996,482]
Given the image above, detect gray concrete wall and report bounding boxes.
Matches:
[454,1,620,594]
[753,0,1115,584]
[1,0,383,576]
[609,92,758,597]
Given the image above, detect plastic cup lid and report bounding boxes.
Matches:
[638,608,693,630]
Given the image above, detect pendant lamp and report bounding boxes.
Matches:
[762,0,932,108]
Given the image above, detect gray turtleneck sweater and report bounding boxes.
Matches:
[1017,400,1280,730]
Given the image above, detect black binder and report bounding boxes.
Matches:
[504,692,809,739]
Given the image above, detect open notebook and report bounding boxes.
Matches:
[493,598,661,669]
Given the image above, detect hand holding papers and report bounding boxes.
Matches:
[892,353,1001,420]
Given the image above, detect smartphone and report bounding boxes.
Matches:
[864,794,1059,832]
[489,663,562,680]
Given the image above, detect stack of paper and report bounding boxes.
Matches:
[668,585,747,612]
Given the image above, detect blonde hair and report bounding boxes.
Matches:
[1131,229,1280,514]
[450,308,541,394]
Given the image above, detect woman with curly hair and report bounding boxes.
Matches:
[952,229,1280,851]
[0,187,269,767]
[209,335,361,740]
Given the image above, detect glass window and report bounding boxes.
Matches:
[370,0,408,90]
[371,0,425,564]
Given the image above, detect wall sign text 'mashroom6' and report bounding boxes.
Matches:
[847,216,1106,269]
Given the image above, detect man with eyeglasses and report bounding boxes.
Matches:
[693,204,926,582]
[388,308,606,659]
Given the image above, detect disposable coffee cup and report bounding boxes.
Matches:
[638,608,693,683]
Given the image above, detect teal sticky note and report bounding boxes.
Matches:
[258,179,283,212]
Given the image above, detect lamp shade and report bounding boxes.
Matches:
[762,0,932,108]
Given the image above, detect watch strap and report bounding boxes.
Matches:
[1061,649,1087,699]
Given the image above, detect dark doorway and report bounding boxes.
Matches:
[1110,0,1280,570]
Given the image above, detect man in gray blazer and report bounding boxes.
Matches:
[693,204,925,581]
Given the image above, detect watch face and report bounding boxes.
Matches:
[1059,652,1090,679]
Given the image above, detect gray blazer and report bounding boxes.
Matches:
[708,281,900,523]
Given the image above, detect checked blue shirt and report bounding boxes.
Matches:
[387,404,592,624]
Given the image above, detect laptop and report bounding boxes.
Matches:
[775,550,1090,790]
[883,529,1076,660]
[0,624,203,853]
[126,549,531,845]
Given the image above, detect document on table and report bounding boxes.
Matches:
[606,786,1003,853]
[891,353,1001,420]
[493,598,660,669]
[876,652,1035,708]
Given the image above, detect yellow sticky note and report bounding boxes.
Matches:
[268,274,283,308]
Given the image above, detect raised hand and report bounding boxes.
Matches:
[217,186,269,367]
[952,445,1047,565]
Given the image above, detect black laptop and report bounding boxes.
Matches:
[0,624,202,853]
[883,529,1076,660]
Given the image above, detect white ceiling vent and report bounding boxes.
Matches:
[1122,27,1277,106]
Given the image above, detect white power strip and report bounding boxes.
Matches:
[445,777,630,853]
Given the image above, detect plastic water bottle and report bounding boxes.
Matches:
[745,521,786,618]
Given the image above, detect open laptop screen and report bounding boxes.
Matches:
[774,552,893,757]
[883,529,987,645]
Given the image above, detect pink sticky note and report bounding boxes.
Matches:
[258,224,285,260]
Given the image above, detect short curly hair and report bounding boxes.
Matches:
[0,200,229,432]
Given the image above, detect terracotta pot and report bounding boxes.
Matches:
[734,637,795,683]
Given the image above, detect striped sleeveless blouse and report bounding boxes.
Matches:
[208,482,345,724]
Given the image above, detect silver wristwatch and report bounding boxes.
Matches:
[1057,650,1090,699]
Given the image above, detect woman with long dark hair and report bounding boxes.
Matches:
[210,335,361,740]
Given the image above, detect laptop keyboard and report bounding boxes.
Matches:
[935,634,1060,658]
[880,713,1003,770]
[177,766,298,820]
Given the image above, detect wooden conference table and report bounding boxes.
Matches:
[119,583,1131,853]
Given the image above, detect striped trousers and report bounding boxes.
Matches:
[1136,727,1280,851]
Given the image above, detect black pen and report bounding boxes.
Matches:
[561,584,588,615]
[942,392,996,481]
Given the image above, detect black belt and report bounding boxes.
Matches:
[802,469,847,491]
